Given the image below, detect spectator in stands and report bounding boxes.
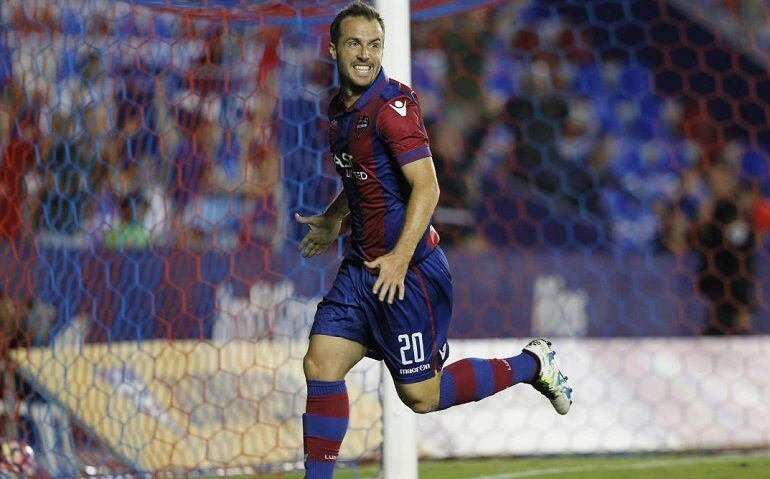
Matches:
[661,159,757,334]
[0,287,25,438]
[0,286,52,438]
[238,92,282,249]
[167,26,226,245]
[35,114,89,236]
[500,71,569,196]
[0,108,40,245]
[109,102,148,214]
[104,194,150,250]
[437,8,491,118]
[695,163,756,335]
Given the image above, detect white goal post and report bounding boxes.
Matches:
[374,1,418,479]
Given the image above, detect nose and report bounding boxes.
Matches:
[357,45,371,61]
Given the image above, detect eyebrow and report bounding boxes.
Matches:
[344,37,382,44]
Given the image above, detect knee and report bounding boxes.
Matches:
[407,399,438,414]
[400,393,439,414]
[303,351,347,382]
[303,353,323,381]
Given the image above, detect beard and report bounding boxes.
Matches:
[337,59,378,96]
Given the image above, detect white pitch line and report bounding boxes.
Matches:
[467,452,769,479]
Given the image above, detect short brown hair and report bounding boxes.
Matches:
[330,2,385,46]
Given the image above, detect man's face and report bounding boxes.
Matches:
[330,16,383,94]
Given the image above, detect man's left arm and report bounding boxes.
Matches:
[364,157,439,303]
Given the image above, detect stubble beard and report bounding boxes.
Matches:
[338,60,377,100]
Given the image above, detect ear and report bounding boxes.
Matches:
[329,41,337,61]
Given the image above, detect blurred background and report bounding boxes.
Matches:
[0,0,769,477]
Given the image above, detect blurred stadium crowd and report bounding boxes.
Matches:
[0,0,769,337]
[0,0,284,252]
[1,1,769,475]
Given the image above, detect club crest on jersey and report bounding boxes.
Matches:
[355,115,369,137]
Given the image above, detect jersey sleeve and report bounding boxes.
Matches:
[376,94,432,167]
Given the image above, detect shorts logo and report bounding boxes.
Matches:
[355,115,369,137]
[399,363,431,375]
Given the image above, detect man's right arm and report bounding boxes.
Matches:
[324,189,350,221]
[294,190,349,258]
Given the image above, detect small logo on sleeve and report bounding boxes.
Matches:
[389,100,407,117]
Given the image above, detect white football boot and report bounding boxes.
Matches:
[523,339,573,415]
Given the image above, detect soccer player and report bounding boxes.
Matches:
[295,3,573,477]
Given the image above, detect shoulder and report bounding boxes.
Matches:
[373,80,424,127]
[377,79,419,107]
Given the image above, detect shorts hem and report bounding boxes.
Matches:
[309,324,368,349]
[389,367,440,385]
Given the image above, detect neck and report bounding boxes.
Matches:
[341,83,365,108]
[340,68,380,108]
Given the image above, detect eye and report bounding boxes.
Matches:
[347,40,359,47]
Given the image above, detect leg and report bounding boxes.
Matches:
[303,334,367,479]
[393,340,573,415]
[393,350,541,414]
[394,372,441,414]
[303,333,368,381]
[303,258,376,479]
[374,249,566,414]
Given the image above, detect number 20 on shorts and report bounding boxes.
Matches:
[398,333,425,365]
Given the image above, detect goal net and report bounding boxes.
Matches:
[1,0,769,477]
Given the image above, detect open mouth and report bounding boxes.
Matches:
[353,65,372,75]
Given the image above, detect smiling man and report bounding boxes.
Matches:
[294,3,574,477]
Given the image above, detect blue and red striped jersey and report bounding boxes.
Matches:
[328,68,440,264]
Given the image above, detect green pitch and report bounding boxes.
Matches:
[212,451,770,479]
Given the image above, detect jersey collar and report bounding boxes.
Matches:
[331,68,389,117]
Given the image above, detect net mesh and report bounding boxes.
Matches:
[0,0,769,477]
[1,0,381,476]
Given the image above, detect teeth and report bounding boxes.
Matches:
[354,66,371,71]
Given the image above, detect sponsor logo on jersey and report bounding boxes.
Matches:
[333,152,353,169]
[333,152,368,182]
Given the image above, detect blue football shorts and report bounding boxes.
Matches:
[311,246,452,384]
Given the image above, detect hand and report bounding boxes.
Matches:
[295,212,342,258]
[364,251,411,304]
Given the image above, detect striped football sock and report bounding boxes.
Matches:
[303,380,349,478]
[437,353,538,410]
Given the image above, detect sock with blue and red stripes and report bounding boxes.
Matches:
[303,380,349,478]
[437,353,538,410]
